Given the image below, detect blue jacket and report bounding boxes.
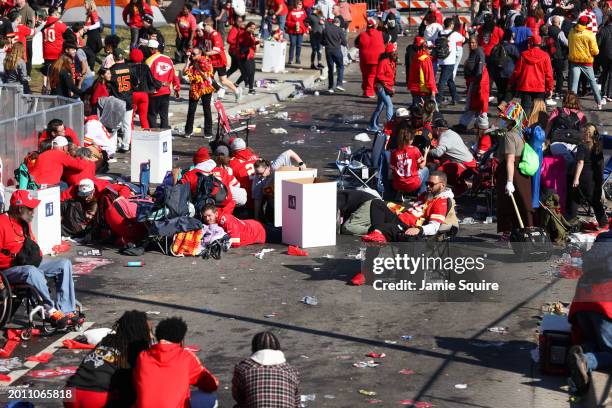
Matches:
[512,26,533,52]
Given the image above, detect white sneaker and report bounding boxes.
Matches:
[601,98,607,105]
[335,86,346,92]
[184,132,192,139]
[488,96,495,102]
[217,87,226,99]
[545,99,557,107]
[235,86,243,102]
[328,89,334,94]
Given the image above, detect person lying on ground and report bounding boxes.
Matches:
[66,311,152,407]
[202,204,281,247]
[0,190,83,330]
[133,317,219,408]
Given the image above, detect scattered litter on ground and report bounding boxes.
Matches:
[366,352,386,358]
[282,139,305,145]
[469,340,505,348]
[384,340,398,345]
[530,348,540,363]
[487,326,509,334]
[359,389,377,396]
[63,339,95,350]
[125,261,144,267]
[354,133,371,142]
[73,258,114,275]
[301,296,318,306]
[323,254,335,258]
[323,394,336,399]
[300,355,310,359]
[0,357,22,373]
[366,399,383,404]
[398,369,415,375]
[347,251,365,260]
[271,128,288,134]
[0,374,11,382]
[184,345,201,353]
[288,246,309,256]
[274,112,289,120]
[399,400,433,407]
[460,217,476,225]
[335,355,352,360]
[254,248,275,259]
[300,394,316,403]
[28,366,77,379]
[558,264,582,279]
[26,352,53,363]
[146,311,161,315]
[264,312,279,318]
[401,335,413,341]
[455,384,468,389]
[542,302,566,315]
[76,249,102,257]
[353,360,380,368]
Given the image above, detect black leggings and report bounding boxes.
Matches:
[147,94,170,129]
[227,54,242,84]
[567,172,607,225]
[369,199,407,241]
[185,93,213,136]
[600,57,612,98]
[240,58,255,91]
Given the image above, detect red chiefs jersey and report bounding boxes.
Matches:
[146,52,180,97]
[390,146,422,193]
[13,24,33,58]
[42,16,67,61]
[229,148,259,196]
[219,214,266,247]
[202,29,227,68]
[398,191,449,227]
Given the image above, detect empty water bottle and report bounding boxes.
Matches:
[301,296,318,305]
[300,394,316,402]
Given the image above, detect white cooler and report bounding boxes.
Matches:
[261,41,286,73]
[131,129,172,184]
[273,167,317,227]
[4,186,61,255]
[282,177,337,248]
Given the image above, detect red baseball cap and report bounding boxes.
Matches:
[193,147,210,165]
[10,190,41,209]
[129,48,144,63]
[367,17,377,27]
[385,42,397,53]
[578,15,590,25]
[414,36,426,47]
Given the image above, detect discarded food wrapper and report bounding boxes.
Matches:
[300,394,316,402]
[367,399,383,404]
[455,384,468,389]
[487,326,508,334]
[354,133,371,142]
[359,389,377,396]
[353,360,380,368]
[288,246,309,256]
[401,335,413,340]
[254,248,275,259]
[0,374,11,382]
[146,311,161,315]
[323,254,335,259]
[264,312,279,318]
[366,352,386,359]
[184,345,201,353]
[398,369,415,375]
[274,112,289,120]
[384,340,398,344]
[271,128,288,134]
[301,296,318,306]
[324,395,336,399]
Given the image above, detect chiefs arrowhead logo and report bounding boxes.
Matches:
[155,61,172,76]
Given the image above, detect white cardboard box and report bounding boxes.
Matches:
[130,129,172,184]
[274,167,317,227]
[261,40,286,73]
[282,177,337,248]
[4,186,61,255]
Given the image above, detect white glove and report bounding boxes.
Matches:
[505,181,515,195]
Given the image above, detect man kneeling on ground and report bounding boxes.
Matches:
[0,190,82,329]
[201,204,280,247]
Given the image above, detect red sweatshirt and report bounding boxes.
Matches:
[42,16,67,61]
[238,31,258,60]
[38,126,80,147]
[219,214,266,247]
[477,26,504,57]
[407,50,437,96]
[202,29,227,68]
[510,46,554,93]
[375,57,396,93]
[122,2,152,28]
[146,52,180,97]
[356,28,385,65]
[62,159,96,186]
[0,214,39,270]
[29,149,89,186]
[227,26,244,56]
[286,8,307,34]
[133,342,219,408]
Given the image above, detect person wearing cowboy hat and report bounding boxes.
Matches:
[0,190,83,330]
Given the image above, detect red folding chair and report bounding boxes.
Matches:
[214,100,255,146]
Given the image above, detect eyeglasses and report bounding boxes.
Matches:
[426,181,440,187]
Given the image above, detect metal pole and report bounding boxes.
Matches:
[408,0,411,32]
[111,0,116,35]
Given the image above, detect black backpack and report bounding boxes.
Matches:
[0,219,43,268]
[433,33,450,60]
[550,109,582,144]
[193,173,228,217]
[489,43,509,68]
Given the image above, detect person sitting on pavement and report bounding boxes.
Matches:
[38,118,80,148]
[180,147,236,218]
[232,331,300,407]
[390,125,430,196]
[28,136,90,187]
[229,138,260,207]
[429,117,477,195]
[133,317,219,408]
[66,310,151,407]
[202,204,281,247]
[0,190,82,329]
[62,147,98,187]
[214,145,247,208]
[361,171,457,243]
[252,150,307,222]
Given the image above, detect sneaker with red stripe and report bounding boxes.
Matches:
[361,230,387,243]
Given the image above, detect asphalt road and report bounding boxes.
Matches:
[1,35,608,407]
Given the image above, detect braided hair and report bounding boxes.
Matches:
[251,331,281,353]
[100,310,150,368]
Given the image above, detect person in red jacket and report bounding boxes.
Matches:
[202,204,267,247]
[355,18,385,98]
[62,147,97,187]
[202,17,242,102]
[38,119,79,148]
[367,42,397,132]
[508,35,554,116]
[427,1,443,25]
[477,16,504,57]
[41,7,66,93]
[60,177,110,202]
[146,40,180,130]
[407,36,437,107]
[286,0,307,65]
[29,136,89,186]
[238,22,260,94]
[133,317,219,408]
[122,0,152,48]
[226,16,245,83]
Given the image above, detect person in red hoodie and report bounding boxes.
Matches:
[62,147,98,187]
[238,22,260,94]
[133,317,219,408]
[407,36,437,107]
[122,0,152,48]
[508,35,554,116]
[40,7,66,93]
[29,136,89,186]
[146,39,180,130]
[38,119,80,148]
[286,0,307,65]
[477,15,504,58]
[202,17,242,102]
[367,42,397,132]
[355,18,385,98]
[226,16,245,83]
[202,204,267,247]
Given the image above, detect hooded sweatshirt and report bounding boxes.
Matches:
[355,28,385,65]
[397,188,456,235]
[133,341,219,408]
[509,45,554,93]
[407,50,437,96]
[568,24,599,65]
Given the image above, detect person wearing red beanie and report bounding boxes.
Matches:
[129,47,158,130]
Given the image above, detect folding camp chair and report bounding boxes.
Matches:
[213,100,254,146]
[336,146,378,189]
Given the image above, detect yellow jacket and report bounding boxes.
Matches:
[568,25,599,65]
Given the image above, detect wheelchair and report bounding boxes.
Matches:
[0,271,83,341]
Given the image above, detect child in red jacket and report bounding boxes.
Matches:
[133,317,219,408]
[367,42,398,132]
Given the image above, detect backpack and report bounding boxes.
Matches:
[193,173,228,217]
[489,43,509,68]
[433,33,450,60]
[14,162,39,190]
[1,219,42,268]
[550,109,582,144]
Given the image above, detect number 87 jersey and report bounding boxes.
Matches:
[109,62,134,111]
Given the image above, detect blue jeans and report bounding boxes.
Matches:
[437,64,457,102]
[573,311,612,372]
[288,34,303,62]
[417,167,429,194]
[2,258,76,313]
[277,14,287,31]
[569,63,602,105]
[326,47,344,89]
[190,391,217,408]
[369,85,393,130]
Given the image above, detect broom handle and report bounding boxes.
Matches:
[539,200,568,233]
[509,192,525,229]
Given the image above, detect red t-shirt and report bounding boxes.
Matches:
[29,149,89,186]
[13,24,33,58]
[42,17,67,61]
[274,0,288,16]
[391,146,422,193]
[0,213,38,270]
[85,10,99,28]
[229,149,259,198]
[38,126,80,147]
[219,214,266,247]
[202,30,227,68]
[176,13,197,38]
